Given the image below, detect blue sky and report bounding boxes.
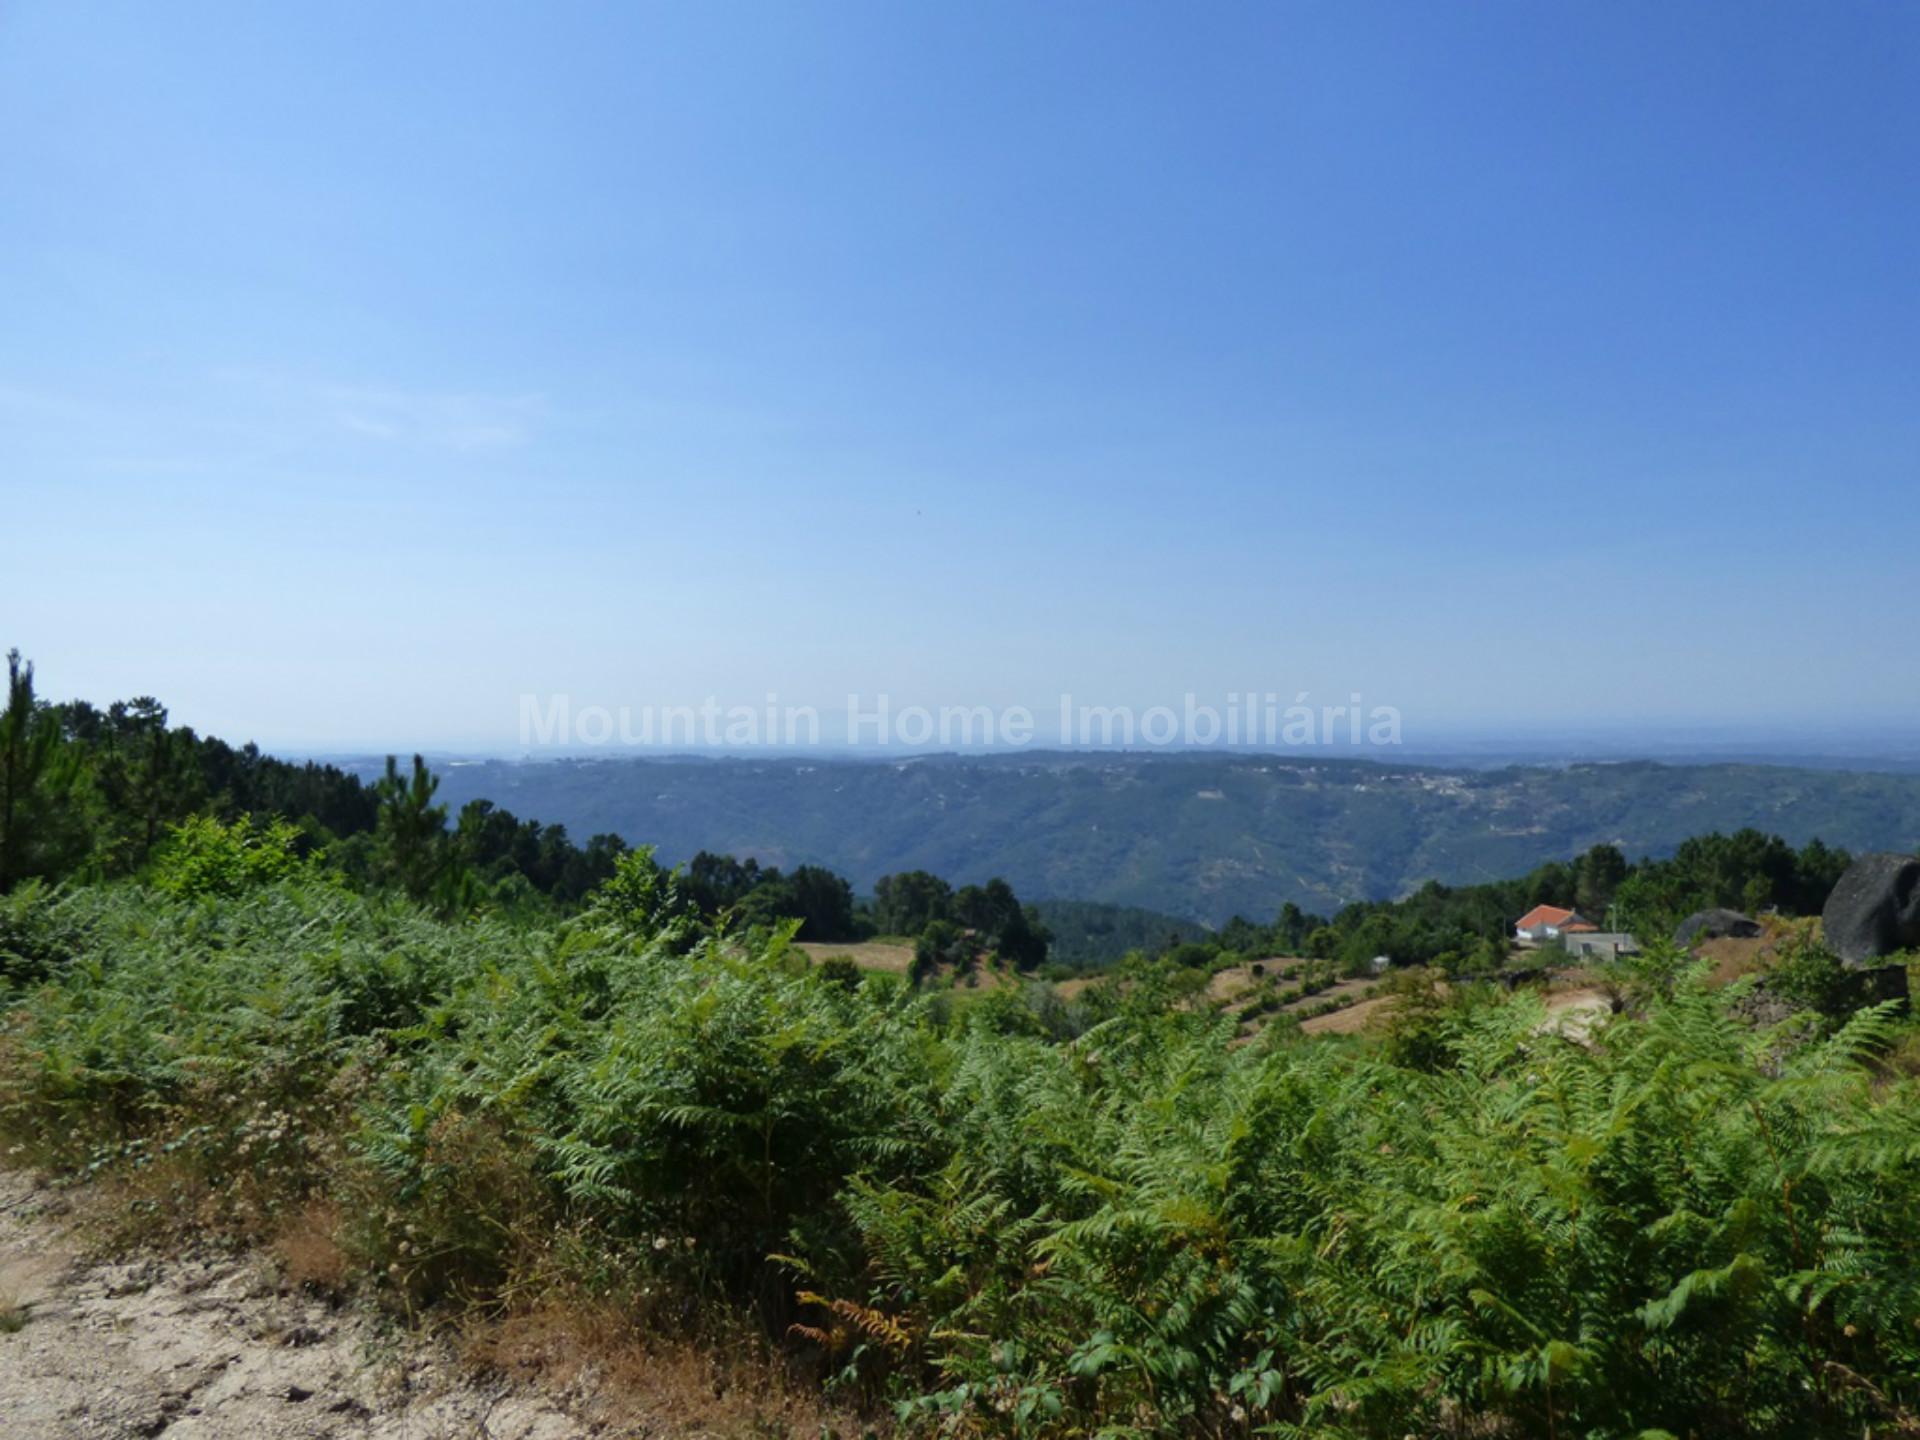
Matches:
[4,3,1916,750]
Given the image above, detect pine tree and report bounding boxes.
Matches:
[93,698,205,871]
[0,650,89,890]
[372,753,449,901]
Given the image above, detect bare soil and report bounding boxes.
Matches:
[0,1166,842,1439]
[1536,986,1616,1042]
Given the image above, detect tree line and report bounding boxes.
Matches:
[0,647,630,906]
[0,649,1048,968]
[1153,831,1857,978]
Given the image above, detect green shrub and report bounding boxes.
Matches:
[0,880,89,987]
[148,814,308,900]
[816,955,863,991]
[1375,968,1457,1071]
[1765,930,1851,1017]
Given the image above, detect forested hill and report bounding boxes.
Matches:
[341,751,1920,924]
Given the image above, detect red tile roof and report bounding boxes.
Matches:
[1515,904,1577,930]
[1562,921,1599,933]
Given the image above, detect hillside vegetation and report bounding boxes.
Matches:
[9,653,1920,1435]
[373,751,1920,923]
[0,651,1067,971]
[8,860,1920,1437]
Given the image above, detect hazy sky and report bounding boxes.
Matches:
[5,3,1917,750]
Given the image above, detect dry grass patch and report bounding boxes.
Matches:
[1205,957,1308,1005]
[467,1298,883,1438]
[795,940,916,974]
[273,1197,351,1295]
[1693,935,1777,986]
[1297,993,1393,1036]
[0,1284,28,1333]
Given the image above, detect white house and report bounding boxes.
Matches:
[1513,904,1590,946]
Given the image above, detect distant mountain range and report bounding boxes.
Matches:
[339,752,1920,926]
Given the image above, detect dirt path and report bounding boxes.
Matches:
[0,1168,584,1439]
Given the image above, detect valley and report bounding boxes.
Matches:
[348,751,1920,924]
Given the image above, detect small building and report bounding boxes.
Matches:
[1560,931,1642,962]
[1513,904,1588,946]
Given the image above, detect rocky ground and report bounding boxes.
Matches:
[0,1166,585,1439]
